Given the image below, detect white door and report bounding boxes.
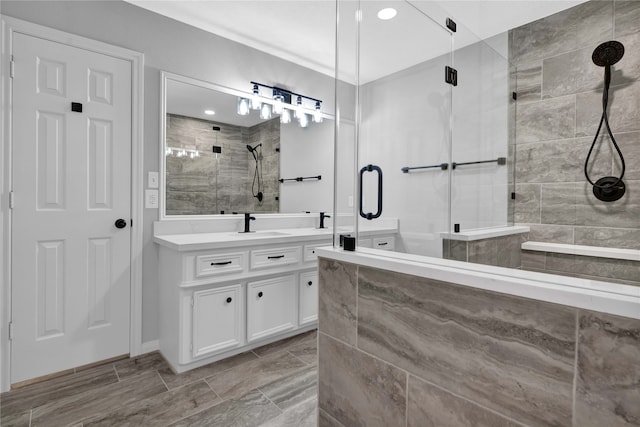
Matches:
[11,33,132,384]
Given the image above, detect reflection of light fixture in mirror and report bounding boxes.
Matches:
[377,8,397,20]
[280,108,292,124]
[313,101,323,123]
[294,96,303,119]
[165,147,200,158]
[260,103,272,120]
[237,97,250,115]
[251,84,261,110]
[298,112,309,128]
[204,110,215,115]
[273,89,284,114]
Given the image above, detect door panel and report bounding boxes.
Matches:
[11,33,132,384]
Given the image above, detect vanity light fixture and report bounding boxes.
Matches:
[204,109,215,115]
[260,103,272,120]
[250,84,262,110]
[377,7,397,20]
[237,97,250,115]
[242,81,323,128]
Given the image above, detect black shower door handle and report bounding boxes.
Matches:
[359,164,383,220]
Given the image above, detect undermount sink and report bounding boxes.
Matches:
[232,231,290,237]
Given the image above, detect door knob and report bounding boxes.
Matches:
[114,219,127,229]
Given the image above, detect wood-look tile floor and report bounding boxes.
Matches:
[0,330,318,427]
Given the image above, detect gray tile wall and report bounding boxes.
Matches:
[443,232,527,268]
[318,258,640,427]
[510,0,640,284]
[165,114,279,215]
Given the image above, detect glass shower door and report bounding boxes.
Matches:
[334,0,454,257]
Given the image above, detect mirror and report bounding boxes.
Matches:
[160,73,335,218]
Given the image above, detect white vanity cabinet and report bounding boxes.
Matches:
[299,270,318,326]
[247,275,297,342]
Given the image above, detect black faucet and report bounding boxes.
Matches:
[319,212,331,229]
[242,213,256,233]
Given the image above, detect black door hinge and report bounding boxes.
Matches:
[512,92,517,100]
[446,18,457,32]
[445,66,458,86]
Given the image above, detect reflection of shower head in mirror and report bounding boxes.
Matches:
[246,143,262,153]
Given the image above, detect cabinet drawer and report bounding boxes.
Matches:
[250,246,301,270]
[299,271,318,326]
[303,242,329,263]
[192,284,243,359]
[196,252,245,278]
[247,275,296,342]
[358,238,372,248]
[373,236,395,251]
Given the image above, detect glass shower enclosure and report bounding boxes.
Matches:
[333,0,513,259]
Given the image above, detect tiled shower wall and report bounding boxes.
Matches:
[165,114,279,215]
[511,2,640,251]
[318,258,640,427]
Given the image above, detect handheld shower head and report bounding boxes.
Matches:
[246,143,262,153]
[592,41,625,67]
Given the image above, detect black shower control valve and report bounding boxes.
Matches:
[212,145,222,153]
[226,297,232,303]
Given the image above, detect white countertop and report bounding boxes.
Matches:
[440,226,530,241]
[316,247,640,320]
[154,226,398,252]
[522,241,640,262]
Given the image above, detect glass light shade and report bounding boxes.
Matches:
[237,97,250,115]
[294,96,303,119]
[251,85,261,110]
[298,112,309,128]
[313,102,323,123]
[280,108,292,124]
[260,103,272,120]
[273,92,284,114]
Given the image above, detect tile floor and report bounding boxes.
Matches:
[0,330,318,427]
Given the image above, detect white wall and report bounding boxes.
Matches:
[1,0,339,344]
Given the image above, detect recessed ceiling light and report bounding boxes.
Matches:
[204,110,215,115]
[377,8,397,20]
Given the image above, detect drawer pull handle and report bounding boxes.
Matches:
[211,261,233,266]
[226,297,232,303]
[258,291,264,298]
[308,281,313,286]
[267,255,285,260]
[377,242,388,246]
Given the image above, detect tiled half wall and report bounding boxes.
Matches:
[511,0,640,250]
[318,258,640,427]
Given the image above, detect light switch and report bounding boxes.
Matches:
[145,189,159,209]
[148,171,159,188]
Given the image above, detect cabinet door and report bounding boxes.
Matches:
[192,284,243,358]
[299,271,318,326]
[247,275,296,342]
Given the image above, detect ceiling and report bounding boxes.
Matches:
[125,0,587,83]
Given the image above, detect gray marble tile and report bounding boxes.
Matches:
[611,31,640,86]
[615,0,640,38]
[258,396,317,427]
[158,350,258,390]
[319,409,344,427]
[514,183,541,224]
[205,352,306,400]
[615,131,640,181]
[515,61,542,103]
[542,47,602,98]
[526,223,574,244]
[447,239,467,262]
[318,333,406,427]
[0,410,30,427]
[541,183,578,225]
[496,234,524,269]
[30,371,166,426]
[407,376,523,427]
[521,250,546,270]
[467,238,498,266]
[575,180,640,228]
[114,352,170,380]
[167,389,281,427]
[259,363,317,411]
[0,363,118,417]
[357,266,576,426]
[545,252,640,282]
[253,330,316,358]
[318,259,357,345]
[516,96,575,144]
[83,380,220,426]
[576,81,640,137]
[575,311,640,427]
[288,339,318,365]
[574,226,640,249]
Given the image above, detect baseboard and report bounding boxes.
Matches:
[140,339,159,354]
